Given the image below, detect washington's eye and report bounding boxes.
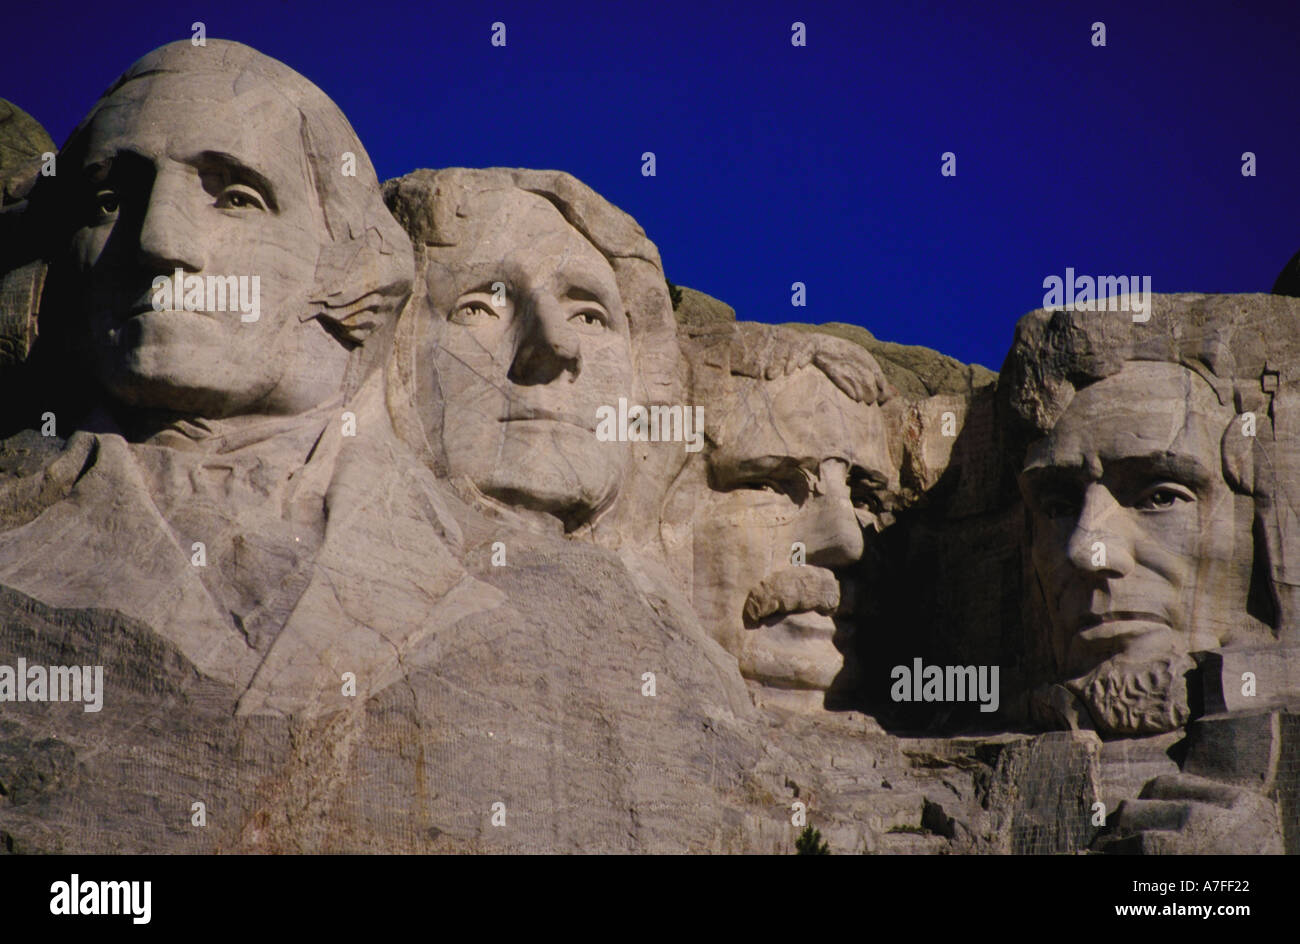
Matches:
[216,184,267,211]
[1135,483,1193,511]
[449,299,499,325]
[94,189,119,219]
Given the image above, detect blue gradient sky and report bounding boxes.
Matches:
[4,0,1297,369]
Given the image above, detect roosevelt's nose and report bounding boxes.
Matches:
[508,293,581,384]
[803,461,864,567]
[1064,483,1135,577]
[136,169,207,274]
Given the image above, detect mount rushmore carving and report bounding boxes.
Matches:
[0,40,1294,854]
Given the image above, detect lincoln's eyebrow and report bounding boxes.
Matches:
[1018,463,1089,498]
[1104,453,1213,488]
[183,150,280,212]
[1021,451,1215,491]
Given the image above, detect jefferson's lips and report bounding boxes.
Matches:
[500,407,594,431]
[1075,611,1170,643]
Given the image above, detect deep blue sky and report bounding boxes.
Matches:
[4,0,1297,370]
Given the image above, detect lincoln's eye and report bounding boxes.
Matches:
[1135,484,1193,511]
[1038,493,1079,520]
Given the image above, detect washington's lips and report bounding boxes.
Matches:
[115,301,219,322]
[500,406,594,431]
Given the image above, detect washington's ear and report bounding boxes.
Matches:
[305,223,413,346]
[0,259,44,367]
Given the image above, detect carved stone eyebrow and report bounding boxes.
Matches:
[186,150,281,212]
[1102,453,1213,489]
[563,285,608,305]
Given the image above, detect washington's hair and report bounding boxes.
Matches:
[33,39,413,393]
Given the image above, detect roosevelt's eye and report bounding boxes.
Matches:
[449,299,500,326]
[216,184,267,211]
[1134,483,1194,511]
[850,478,884,513]
[735,468,811,504]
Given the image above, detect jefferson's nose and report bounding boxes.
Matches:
[508,294,581,384]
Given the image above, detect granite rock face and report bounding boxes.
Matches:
[0,39,1294,855]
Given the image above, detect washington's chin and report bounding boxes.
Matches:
[739,611,841,690]
[97,361,275,416]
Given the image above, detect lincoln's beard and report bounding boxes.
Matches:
[1065,652,1194,736]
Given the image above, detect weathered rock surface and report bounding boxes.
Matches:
[0,39,1291,856]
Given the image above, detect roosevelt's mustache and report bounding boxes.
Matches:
[743,566,840,625]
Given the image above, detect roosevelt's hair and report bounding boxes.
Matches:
[680,321,893,443]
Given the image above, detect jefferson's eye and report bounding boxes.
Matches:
[570,309,607,329]
[449,300,499,325]
[1135,484,1193,511]
[216,184,267,211]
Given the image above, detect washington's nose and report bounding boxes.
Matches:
[1065,483,1135,577]
[508,295,581,384]
[136,172,207,274]
[804,465,864,567]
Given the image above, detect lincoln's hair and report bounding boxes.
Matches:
[999,295,1300,641]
